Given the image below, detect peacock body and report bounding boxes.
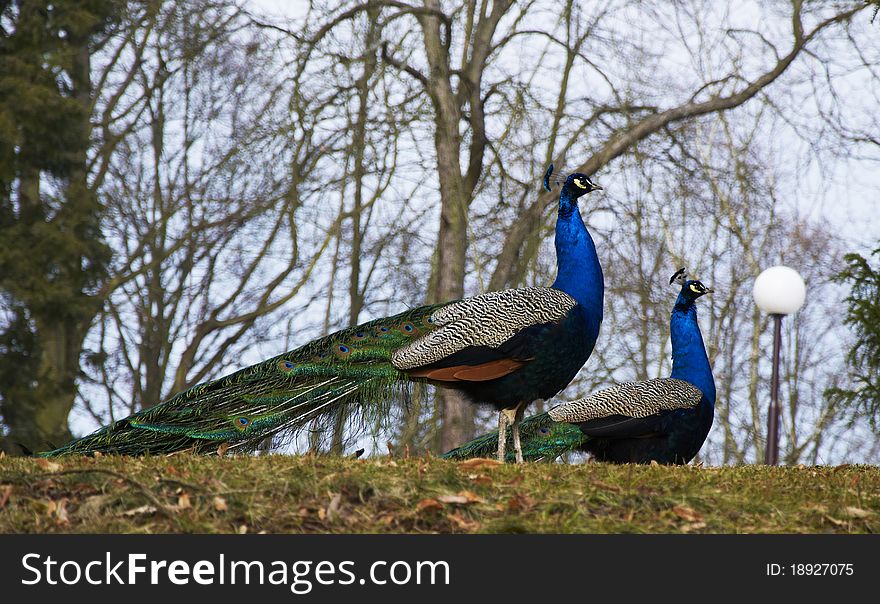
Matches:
[442,269,716,465]
[42,168,605,458]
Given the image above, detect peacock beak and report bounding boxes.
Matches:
[591,183,603,191]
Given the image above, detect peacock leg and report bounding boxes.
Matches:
[510,402,530,464]
[496,410,509,462]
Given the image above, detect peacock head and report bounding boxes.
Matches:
[543,164,603,198]
[670,267,713,304]
[564,173,602,198]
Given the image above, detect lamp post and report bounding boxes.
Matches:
[752,266,806,465]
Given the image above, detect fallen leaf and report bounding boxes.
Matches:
[681,521,706,533]
[120,505,158,516]
[447,512,480,531]
[507,493,536,512]
[671,505,703,523]
[457,458,502,470]
[506,474,524,486]
[438,494,469,505]
[843,506,872,519]
[54,499,69,525]
[468,473,493,486]
[379,514,395,526]
[458,490,486,504]
[212,496,228,512]
[217,443,230,457]
[35,458,61,472]
[177,492,192,510]
[92,451,103,458]
[0,485,11,509]
[237,524,248,534]
[317,508,326,520]
[416,498,444,513]
[824,515,846,527]
[326,492,342,521]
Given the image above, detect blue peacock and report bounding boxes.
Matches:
[442,268,716,464]
[40,167,605,461]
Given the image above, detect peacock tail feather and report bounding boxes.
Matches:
[440,412,588,462]
[40,303,447,456]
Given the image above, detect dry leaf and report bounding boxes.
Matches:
[317,508,326,520]
[468,474,493,485]
[416,498,444,513]
[438,494,469,505]
[327,492,342,521]
[379,514,395,525]
[216,443,230,457]
[212,496,228,512]
[0,485,12,509]
[458,490,485,504]
[177,492,192,510]
[92,451,103,458]
[456,458,502,470]
[237,524,248,534]
[447,512,480,531]
[843,506,871,519]
[506,474,524,486]
[671,505,703,522]
[54,499,69,525]
[35,458,61,472]
[824,515,846,526]
[120,505,157,516]
[507,493,536,512]
[681,521,706,533]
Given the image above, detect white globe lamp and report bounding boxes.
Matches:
[752,265,806,466]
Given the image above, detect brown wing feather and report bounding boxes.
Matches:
[406,359,526,382]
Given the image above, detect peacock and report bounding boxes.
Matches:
[441,268,716,464]
[40,166,604,461]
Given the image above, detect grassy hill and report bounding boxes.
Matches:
[0,454,877,533]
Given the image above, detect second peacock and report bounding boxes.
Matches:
[442,268,716,464]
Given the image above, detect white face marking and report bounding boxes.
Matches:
[689,283,702,293]
[573,177,588,189]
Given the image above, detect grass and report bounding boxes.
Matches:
[0,454,877,533]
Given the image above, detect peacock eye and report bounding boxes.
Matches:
[539,427,550,435]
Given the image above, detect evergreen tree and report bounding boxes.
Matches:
[0,1,116,453]
[827,246,880,430]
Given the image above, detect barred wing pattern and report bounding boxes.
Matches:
[548,378,703,423]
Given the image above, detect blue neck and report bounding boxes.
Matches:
[669,295,715,404]
[550,188,604,323]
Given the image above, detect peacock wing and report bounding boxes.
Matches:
[391,287,577,382]
[548,378,704,438]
